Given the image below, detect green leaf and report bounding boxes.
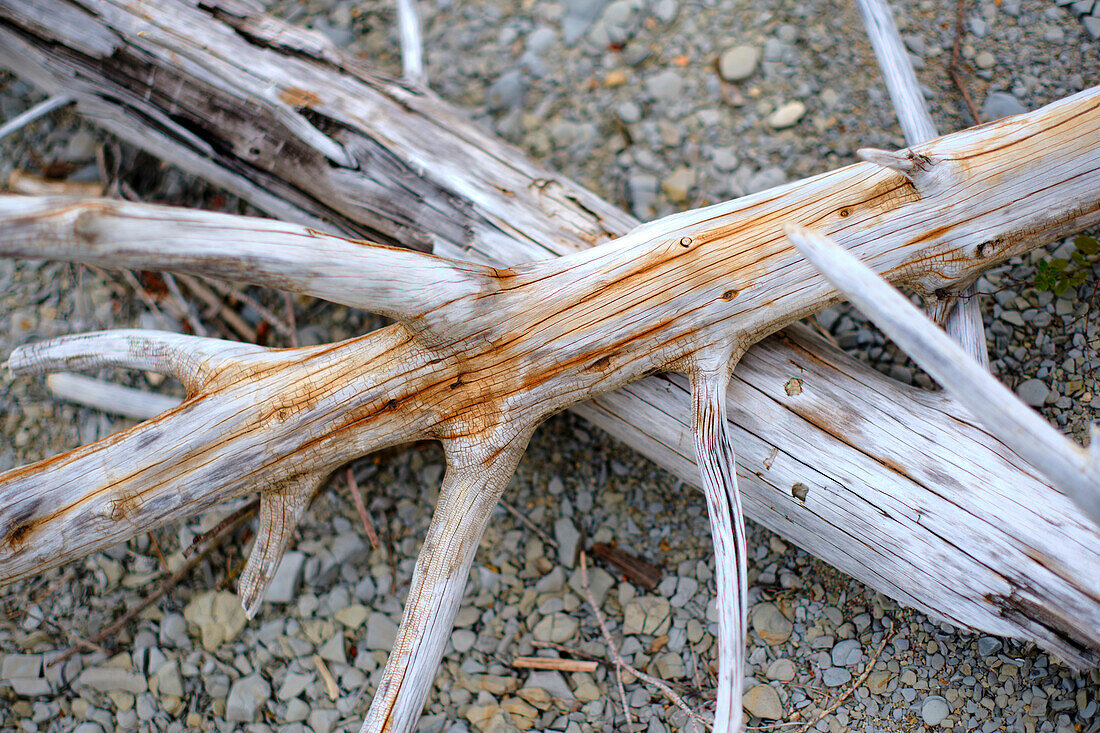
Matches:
[1074,235,1099,255]
[1054,280,1070,297]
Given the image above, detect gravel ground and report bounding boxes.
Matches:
[1,1,1100,732]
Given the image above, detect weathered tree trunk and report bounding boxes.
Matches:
[1,0,1099,703]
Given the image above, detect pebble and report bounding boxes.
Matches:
[922,694,951,726]
[1015,377,1050,406]
[225,674,271,722]
[646,69,684,103]
[982,91,1027,120]
[266,551,306,604]
[308,708,341,733]
[751,602,793,645]
[532,613,579,644]
[977,636,1002,657]
[974,50,996,69]
[717,45,760,82]
[766,658,796,681]
[183,591,247,652]
[767,101,807,129]
[821,667,852,687]
[831,639,862,667]
[661,168,695,204]
[523,671,574,701]
[77,667,147,694]
[487,70,526,112]
[451,629,477,653]
[622,596,672,636]
[743,683,784,719]
[365,612,399,650]
[553,517,582,568]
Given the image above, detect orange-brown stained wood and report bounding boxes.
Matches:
[2,87,1099,588]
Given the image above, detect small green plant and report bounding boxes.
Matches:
[1034,235,1098,297]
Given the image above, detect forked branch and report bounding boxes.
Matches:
[1,86,1100,732]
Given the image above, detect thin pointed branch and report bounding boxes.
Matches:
[855,0,988,367]
[784,225,1100,527]
[45,372,182,420]
[0,196,501,341]
[690,362,748,732]
[6,329,263,393]
[361,434,533,731]
[395,0,426,87]
[0,94,72,140]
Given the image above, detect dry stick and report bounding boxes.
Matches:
[579,552,708,733]
[949,0,982,123]
[51,499,259,666]
[500,499,558,548]
[119,269,173,329]
[183,498,261,559]
[314,653,340,701]
[794,630,895,733]
[511,656,599,673]
[161,271,208,337]
[174,273,258,342]
[346,467,381,550]
[284,293,299,348]
[0,94,72,140]
[395,0,425,87]
[855,0,989,367]
[147,531,169,574]
[201,278,296,339]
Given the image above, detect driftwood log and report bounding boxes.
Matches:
[1,0,1100,730]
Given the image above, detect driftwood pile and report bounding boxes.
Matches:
[0,0,1098,730]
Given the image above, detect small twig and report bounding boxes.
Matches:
[147,532,170,574]
[313,653,340,701]
[347,467,381,550]
[500,499,558,547]
[0,95,74,140]
[202,278,295,339]
[580,552,709,733]
[512,656,599,672]
[794,629,895,733]
[120,269,173,329]
[51,500,258,666]
[162,271,209,337]
[184,499,261,558]
[949,0,982,124]
[284,293,300,347]
[175,274,258,342]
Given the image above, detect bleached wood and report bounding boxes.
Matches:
[786,225,1100,526]
[362,435,531,732]
[45,372,181,420]
[0,84,1098,730]
[856,0,988,367]
[1,3,1100,728]
[0,94,72,140]
[0,197,498,342]
[395,0,426,87]
[690,365,747,733]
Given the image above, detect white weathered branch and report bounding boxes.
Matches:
[45,372,181,420]
[690,362,747,733]
[2,4,1100,730]
[786,225,1100,527]
[395,0,426,87]
[362,435,531,732]
[856,0,988,366]
[0,197,500,342]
